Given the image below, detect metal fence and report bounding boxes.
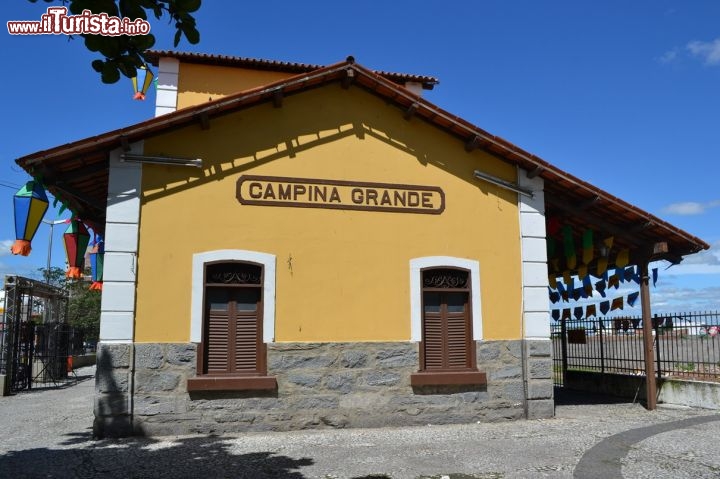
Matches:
[551,311,720,386]
[1,275,85,392]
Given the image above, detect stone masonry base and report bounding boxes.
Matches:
[94,340,554,437]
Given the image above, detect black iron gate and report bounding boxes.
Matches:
[1,275,82,392]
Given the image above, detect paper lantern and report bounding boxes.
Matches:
[89,234,104,291]
[63,219,90,279]
[132,64,154,101]
[11,181,49,256]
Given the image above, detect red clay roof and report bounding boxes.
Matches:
[15,59,708,265]
[144,50,439,89]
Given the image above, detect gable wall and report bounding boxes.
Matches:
[135,85,523,343]
[177,63,296,109]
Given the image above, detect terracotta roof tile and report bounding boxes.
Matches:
[144,50,439,89]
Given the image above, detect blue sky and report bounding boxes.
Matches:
[1,1,719,313]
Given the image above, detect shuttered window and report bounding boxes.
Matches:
[200,262,265,376]
[420,268,474,371]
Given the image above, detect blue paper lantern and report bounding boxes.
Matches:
[11,181,48,256]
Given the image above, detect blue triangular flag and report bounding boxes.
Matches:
[627,291,640,307]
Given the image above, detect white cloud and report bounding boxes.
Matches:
[662,200,720,215]
[0,239,14,256]
[681,243,720,266]
[652,285,720,313]
[659,49,678,64]
[687,38,720,65]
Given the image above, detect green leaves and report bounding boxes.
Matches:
[27,0,203,84]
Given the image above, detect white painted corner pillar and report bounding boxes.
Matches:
[155,57,179,117]
[518,169,550,340]
[99,141,144,343]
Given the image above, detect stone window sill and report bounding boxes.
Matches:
[187,375,277,392]
[410,370,487,387]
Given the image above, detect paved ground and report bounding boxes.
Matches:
[1,366,720,478]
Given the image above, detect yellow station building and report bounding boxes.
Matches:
[15,51,707,436]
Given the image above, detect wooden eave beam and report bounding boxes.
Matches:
[198,111,210,130]
[404,102,419,120]
[465,134,482,152]
[628,221,653,233]
[47,161,108,184]
[578,196,600,210]
[273,89,283,108]
[527,166,544,179]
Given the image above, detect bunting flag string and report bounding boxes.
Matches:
[550,290,646,320]
[548,265,660,320]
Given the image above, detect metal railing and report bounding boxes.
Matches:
[552,311,720,386]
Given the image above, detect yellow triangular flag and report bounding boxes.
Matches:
[616,248,630,268]
[577,264,588,280]
[596,257,608,277]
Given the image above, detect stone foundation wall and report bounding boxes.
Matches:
[94,339,553,437]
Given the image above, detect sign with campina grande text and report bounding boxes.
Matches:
[237,175,445,215]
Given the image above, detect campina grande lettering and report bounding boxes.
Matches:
[237,176,445,214]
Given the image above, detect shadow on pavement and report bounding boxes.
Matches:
[554,387,638,406]
[0,433,314,479]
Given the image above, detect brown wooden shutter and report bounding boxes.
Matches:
[423,311,444,370]
[206,310,229,373]
[234,311,258,372]
[446,309,469,368]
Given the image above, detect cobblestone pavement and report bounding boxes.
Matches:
[1,366,720,478]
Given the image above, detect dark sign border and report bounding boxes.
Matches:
[236,175,445,215]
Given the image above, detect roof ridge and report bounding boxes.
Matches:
[144,50,439,88]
